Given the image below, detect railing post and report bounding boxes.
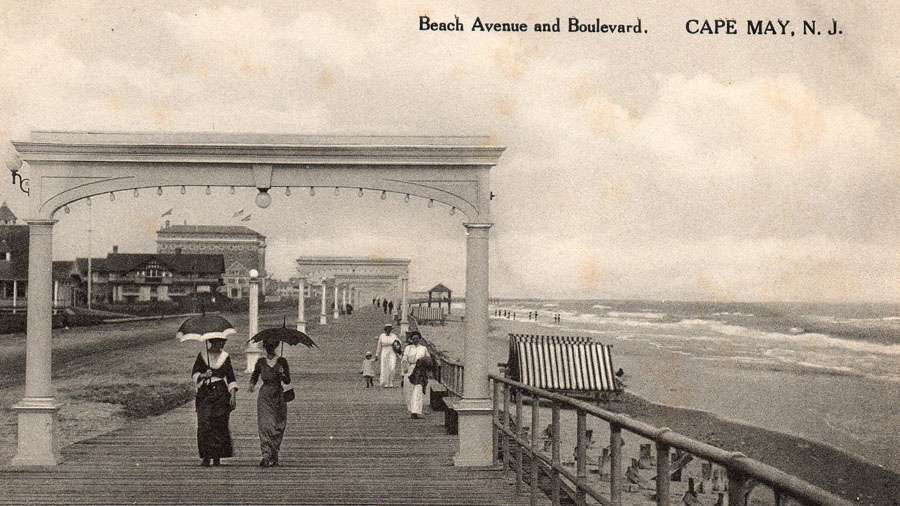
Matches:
[515,387,524,494]
[655,439,671,506]
[492,380,500,466]
[551,401,561,506]
[503,383,511,476]
[575,409,587,506]
[727,466,750,506]
[609,423,623,506]
[773,489,787,506]
[530,393,540,506]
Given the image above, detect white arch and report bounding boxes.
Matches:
[8,130,502,468]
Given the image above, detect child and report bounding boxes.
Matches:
[361,352,376,388]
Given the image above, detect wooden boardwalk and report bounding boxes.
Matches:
[1,306,544,505]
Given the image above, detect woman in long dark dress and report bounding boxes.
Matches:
[192,338,237,467]
[249,341,291,467]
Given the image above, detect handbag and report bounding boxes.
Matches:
[282,384,295,403]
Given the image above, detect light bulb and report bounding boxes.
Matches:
[450,206,456,215]
[133,189,139,198]
[109,192,115,202]
[180,185,186,195]
[358,188,364,197]
[309,187,316,196]
[405,194,410,203]
[428,199,434,208]
[205,186,211,195]
[285,187,292,196]
[157,187,163,196]
[255,189,272,209]
[334,187,340,195]
[64,206,70,214]
[86,197,92,207]
[229,186,235,194]
[380,190,387,200]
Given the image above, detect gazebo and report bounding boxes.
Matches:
[427,283,452,315]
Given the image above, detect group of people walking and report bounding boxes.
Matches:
[372,297,395,315]
[191,319,434,468]
[191,337,291,468]
[366,323,433,418]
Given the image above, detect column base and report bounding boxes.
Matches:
[332,311,339,320]
[10,397,61,467]
[296,321,307,333]
[400,322,409,335]
[244,347,263,373]
[453,398,494,467]
[319,315,327,325]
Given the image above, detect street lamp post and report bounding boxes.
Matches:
[244,269,262,373]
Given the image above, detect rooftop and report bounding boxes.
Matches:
[158,224,265,238]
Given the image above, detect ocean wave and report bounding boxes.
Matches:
[675,319,900,356]
[592,304,611,309]
[606,311,666,319]
[711,311,756,317]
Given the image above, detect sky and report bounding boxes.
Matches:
[1,1,898,302]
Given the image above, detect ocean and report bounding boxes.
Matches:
[461,299,900,473]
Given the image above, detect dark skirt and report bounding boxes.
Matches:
[257,382,288,462]
[195,381,233,459]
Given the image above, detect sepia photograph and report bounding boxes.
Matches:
[0,1,897,505]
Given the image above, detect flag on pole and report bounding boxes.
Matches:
[161,208,173,217]
[232,209,244,218]
[241,214,252,222]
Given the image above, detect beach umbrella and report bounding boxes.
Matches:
[248,316,317,354]
[176,313,236,365]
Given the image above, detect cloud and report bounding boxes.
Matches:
[1,3,897,302]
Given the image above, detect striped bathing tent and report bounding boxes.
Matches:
[507,334,619,392]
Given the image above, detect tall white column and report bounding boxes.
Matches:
[332,284,340,319]
[400,276,409,334]
[296,277,306,333]
[244,273,262,373]
[319,281,327,324]
[12,219,60,466]
[12,279,17,313]
[454,222,493,467]
[341,286,347,313]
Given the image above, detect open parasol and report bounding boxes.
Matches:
[249,317,317,355]
[177,313,236,365]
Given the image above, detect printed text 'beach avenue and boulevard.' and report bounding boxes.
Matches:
[419,16,844,37]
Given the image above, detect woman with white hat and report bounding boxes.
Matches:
[374,323,399,387]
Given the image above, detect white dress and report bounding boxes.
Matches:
[376,332,398,387]
[401,344,430,415]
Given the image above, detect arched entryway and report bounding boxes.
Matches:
[9,131,503,467]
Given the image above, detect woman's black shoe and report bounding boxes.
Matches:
[201,459,211,467]
[212,458,221,466]
[259,459,271,467]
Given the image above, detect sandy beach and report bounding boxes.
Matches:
[419,315,900,506]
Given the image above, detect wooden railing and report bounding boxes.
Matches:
[418,334,464,398]
[489,374,855,506]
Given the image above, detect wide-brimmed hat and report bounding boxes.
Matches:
[365,352,372,357]
[383,323,393,328]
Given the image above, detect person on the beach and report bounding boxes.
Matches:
[191,337,238,467]
[249,340,291,467]
[388,300,394,315]
[375,323,399,387]
[400,331,432,418]
[361,352,376,388]
[382,299,388,314]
